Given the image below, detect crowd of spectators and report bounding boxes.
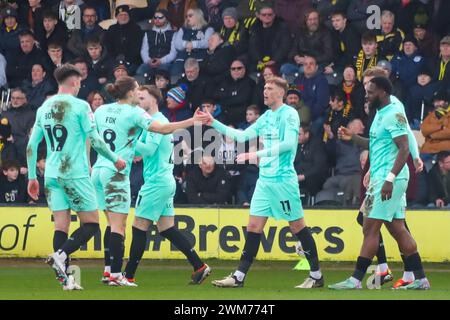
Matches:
[0,0,448,208]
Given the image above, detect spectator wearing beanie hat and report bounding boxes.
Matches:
[0,7,27,64]
[104,5,143,74]
[391,34,426,93]
[162,84,193,122]
[219,7,249,57]
[413,22,440,60]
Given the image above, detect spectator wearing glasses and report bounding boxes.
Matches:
[213,59,255,126]
[171,8,214,80]
[177,58,210,111]
[248,4,291,73]
[67,6,105,57]
[104,5,144,75]
[219,7,249,58]
[137,9,177,77]
[1,88,35,168]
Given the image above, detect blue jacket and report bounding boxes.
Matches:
[405,81,439,123]
[391,52,425,91]
[295,72,330,121]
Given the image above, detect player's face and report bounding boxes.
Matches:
[365,82,381,110]
[129,82,140,105]
[264,83,279,108]
[137,90,152,110]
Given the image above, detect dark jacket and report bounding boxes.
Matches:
[86,46,114,82]
[18,4,45,39]
[200,43,236,85]
[405,81,439,123]
[391,51,426,91]
[342,81,366,120]
[77,74,101,100]
[1,104,36,166]
[0,174,28,204]
[289,26,334,65]
[325,138,362,175]
[427,164,450,205]
[67,24,105,57]
[36,20,69,52]
[104,21,143,66]
[22,78,56,110]
[0,23,28,64]
[142,24,176,60]
[294,137,328,195]
[295,72,330,121]
[248,17,291,70]
[213,75,255,126]
[5,46,49,88]
[219,21,249,57]
[186,165,231,204]
[333,24,360,70]
[376,28,405,61]
[177,75,211,110]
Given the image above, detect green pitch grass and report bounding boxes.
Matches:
[0,259,448,300]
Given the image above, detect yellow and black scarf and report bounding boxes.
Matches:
[439,59,449,81]
[220,22,241,45]
[244,0,257,29]
[355,50,378,81]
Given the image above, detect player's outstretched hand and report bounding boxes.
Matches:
[413,157,424,173]
[196,108,214,126]
[115,158,126,171]
[337,126,352,141]
[381,181,393,201]
[27,179,40,201]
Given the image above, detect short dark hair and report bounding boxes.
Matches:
[83,6,97,15]
[86,36,102,47]
[362,31,377,44]
[300,124,310,134]
[18,29,35,39]
[201,98,216,105]
[331,10,347,19]
[53,64,82,84]
[72,57,88,67]
[48,41,63,49]
[42,10,58,20]
[329,86,346,102]
[247,104,260,115]
[138,85,162,101]
[2,160,20,171]
[370,76,393,95]
[437,151,450,162]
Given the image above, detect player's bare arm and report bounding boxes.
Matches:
[381,134,409,201]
